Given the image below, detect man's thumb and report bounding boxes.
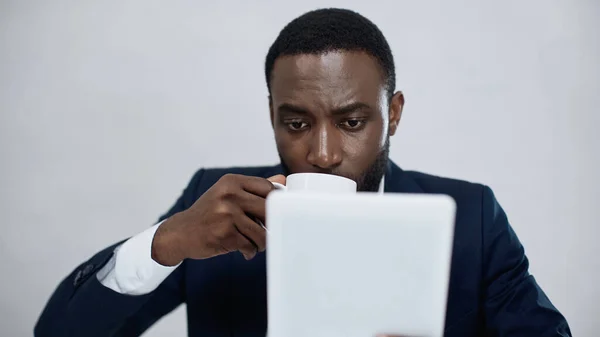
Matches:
[267,174,286,185]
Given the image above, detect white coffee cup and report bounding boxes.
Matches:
[255,173,356,230]
[271,172,357,194]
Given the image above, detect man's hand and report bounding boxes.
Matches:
[151,174,286,266]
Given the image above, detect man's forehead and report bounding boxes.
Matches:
[270,50,385,100]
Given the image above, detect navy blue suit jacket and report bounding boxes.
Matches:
[35,162,571,336]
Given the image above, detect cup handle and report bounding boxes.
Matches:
[254,182,286,231]
[271,182,287,191]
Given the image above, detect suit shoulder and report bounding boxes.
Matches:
[403,170,486,202]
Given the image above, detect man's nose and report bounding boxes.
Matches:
[306,124,342,170]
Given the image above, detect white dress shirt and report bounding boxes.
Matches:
[97,177,385,295]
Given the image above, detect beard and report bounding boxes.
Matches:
[279,136,390,192]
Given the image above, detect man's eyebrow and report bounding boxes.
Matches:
[277,102,372,116]
[277,103,310,115]
[331,102,372,115]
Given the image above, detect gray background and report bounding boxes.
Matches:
[1,0,598,336]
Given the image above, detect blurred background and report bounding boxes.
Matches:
[1,0,598,336]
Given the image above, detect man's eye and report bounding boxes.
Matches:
[286,121,309,131]
[341,119,365,129]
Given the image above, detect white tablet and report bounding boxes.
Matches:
[266,192,456,337]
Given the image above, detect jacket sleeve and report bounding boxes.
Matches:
[481,185,571,336]
[34,169,206,337]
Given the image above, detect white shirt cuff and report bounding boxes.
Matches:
[97,221,181,295]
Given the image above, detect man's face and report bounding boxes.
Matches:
[269,51,403,191]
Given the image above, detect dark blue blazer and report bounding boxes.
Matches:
[35,162,571,336]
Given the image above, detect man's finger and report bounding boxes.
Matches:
[267,174,286,185]
[236,190,267,220]
[233,231,258,260]
[238,175,278,197]
[233,211,267,252]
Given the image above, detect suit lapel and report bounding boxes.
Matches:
[385,161,423,194]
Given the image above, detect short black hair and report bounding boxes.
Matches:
[265,8,396,99]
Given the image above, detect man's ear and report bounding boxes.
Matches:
[269,95,275,129]
[388,91,404,136]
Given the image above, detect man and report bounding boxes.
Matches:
[35,8,571,337]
